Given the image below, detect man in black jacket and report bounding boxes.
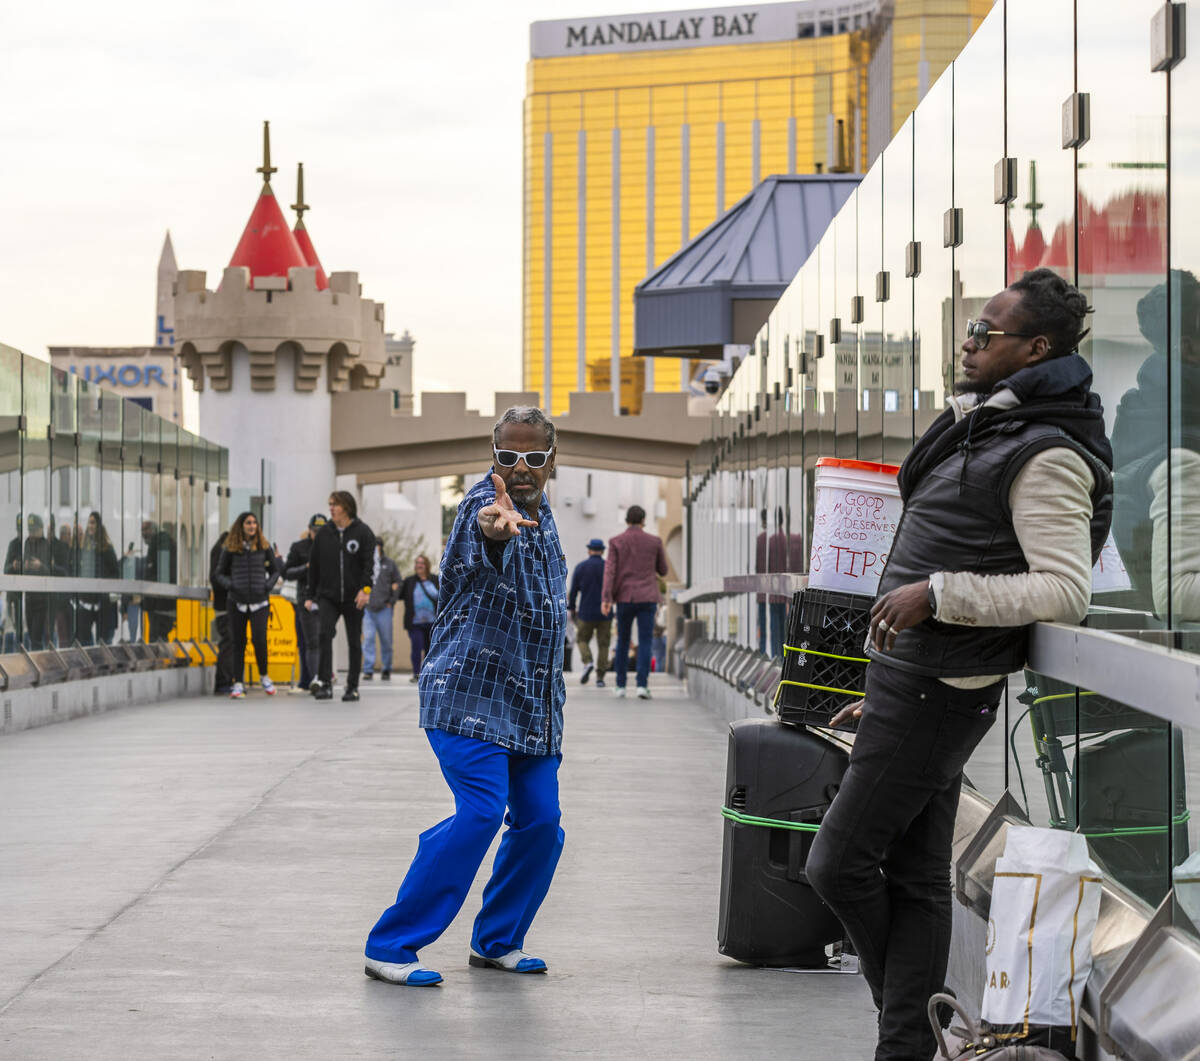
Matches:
[305,491,377,702]
[283,514,327,689]
[806,270,1114,1061]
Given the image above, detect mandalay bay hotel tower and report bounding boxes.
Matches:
[523,0,992,415]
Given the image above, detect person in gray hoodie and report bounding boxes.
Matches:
[362,541,401,680]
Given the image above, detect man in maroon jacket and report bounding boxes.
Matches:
[601,505,668,699]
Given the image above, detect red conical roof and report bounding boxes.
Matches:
[228,184,309,281]
[1038,220,1073,275]
[292,220,329,290]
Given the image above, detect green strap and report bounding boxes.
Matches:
[774,678,864,705]
[1032,691,1099,706]
[721,806,820,832]
[1076,812,1190,838]
[784,643,869,664]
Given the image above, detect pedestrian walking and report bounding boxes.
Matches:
[601,505,668,699]
[209,530,234,694]
[305,491,376,702]
[363,405,566,987]
[568,538,610,687]
[805,269,1113,1061]
[214,512,283,699]
[282,514,327,690]
[362,541,401,681]
[399,554,438,683]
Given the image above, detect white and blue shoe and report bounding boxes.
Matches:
[363,957,442,986]
[468,948,547,974]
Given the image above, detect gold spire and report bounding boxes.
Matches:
[257,120,277,189]
[292,162,309,227]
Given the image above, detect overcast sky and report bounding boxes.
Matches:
[0,0,658,412]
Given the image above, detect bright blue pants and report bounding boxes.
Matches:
[364,728,565,964]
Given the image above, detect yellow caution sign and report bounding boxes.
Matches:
[243,596,298,684]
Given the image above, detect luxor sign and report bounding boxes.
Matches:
[68,364,169,388]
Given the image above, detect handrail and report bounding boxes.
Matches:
[1027,622,1200,731]
[674,572,807,604]
[0,574,210,601]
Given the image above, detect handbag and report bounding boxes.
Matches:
[981,827,1101,1049]
[928,994,1067,1060]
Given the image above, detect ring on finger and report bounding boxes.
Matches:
[877,619,890,632]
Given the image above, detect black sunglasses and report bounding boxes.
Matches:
[965,319,1040,350]
[493,446,553,470]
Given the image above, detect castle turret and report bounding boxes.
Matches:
[291,162,329,290]
[156,231,177,347]
[175,121,387,543]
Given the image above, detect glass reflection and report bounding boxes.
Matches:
[1006,0,1075,283]
[834,194,860,458]
[1078,0,1168,626]
[913,68,954,416]
[21,358,53,649]
[1012,676,1187,910]
[856,164,884,463]
[1,345,24,650]
[880,115,914,463]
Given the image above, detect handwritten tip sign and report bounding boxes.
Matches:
[808,470,902,595]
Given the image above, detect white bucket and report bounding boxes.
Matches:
[808,458,902,595]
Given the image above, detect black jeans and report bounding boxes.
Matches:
[806,661,1003,1061]
[212,612,235,691]
[229,607,270,686]
[317,596,363,689]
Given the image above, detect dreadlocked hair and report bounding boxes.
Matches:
[1009,267,1092,357]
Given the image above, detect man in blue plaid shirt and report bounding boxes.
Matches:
[364,406,568,987]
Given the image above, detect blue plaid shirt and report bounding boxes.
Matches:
[418,473,568,755]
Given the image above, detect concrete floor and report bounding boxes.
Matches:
[0,674,877,1060]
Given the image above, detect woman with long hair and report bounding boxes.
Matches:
[214,511,281,698]
[77,511,119,644]
[400,553,439,683]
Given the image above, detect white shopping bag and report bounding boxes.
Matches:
[981,826,1103,1041]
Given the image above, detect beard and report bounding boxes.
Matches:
[508,477,540,505]
[954,376,992,395]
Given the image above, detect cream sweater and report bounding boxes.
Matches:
[1148,449,1200,621]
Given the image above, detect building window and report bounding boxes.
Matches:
[128,396,154,412]
[820,20,834,35]
[797,21,815,38]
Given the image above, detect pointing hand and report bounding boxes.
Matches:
[478,473,539,541]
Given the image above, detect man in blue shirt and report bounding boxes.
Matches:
[363,406,567,988]
[568,538,610,686]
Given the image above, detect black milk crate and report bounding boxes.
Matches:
[776,588,873,730]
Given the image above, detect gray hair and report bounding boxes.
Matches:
[492,405,556,449]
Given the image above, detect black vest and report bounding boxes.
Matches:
[869,418,1113,677]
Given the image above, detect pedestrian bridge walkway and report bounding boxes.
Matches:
[0,676,875,1060]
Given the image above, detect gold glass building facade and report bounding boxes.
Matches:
[524,0,992,416]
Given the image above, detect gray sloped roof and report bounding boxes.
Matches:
[633,173,860,357]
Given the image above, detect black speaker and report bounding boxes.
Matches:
[718,717,848,967]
